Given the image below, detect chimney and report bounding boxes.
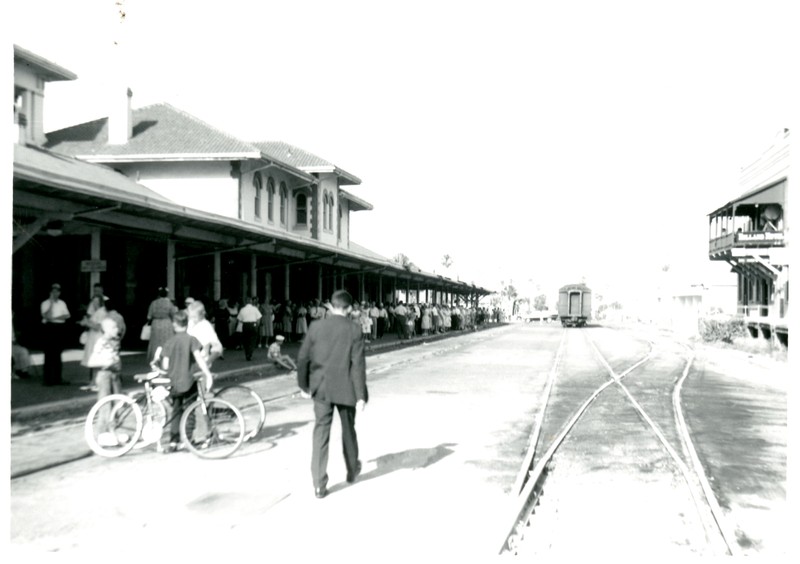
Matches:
[108,87,133,145]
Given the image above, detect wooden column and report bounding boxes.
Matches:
[250,254,257,299]
[213,252,221,301]
[89,229,101,297]
[167,240,176,298]
[284,264,291,301]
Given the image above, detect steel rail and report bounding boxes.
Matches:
[510,328,567,496]
[673,342,741,556]
[500,330,654,554]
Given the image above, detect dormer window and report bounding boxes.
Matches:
[296,193,307,225]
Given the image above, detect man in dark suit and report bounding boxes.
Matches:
[297,289,368,499]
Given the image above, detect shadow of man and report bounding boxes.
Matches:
[349,442,458,486]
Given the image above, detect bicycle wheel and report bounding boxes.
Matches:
[130,392,170,450]
[179,398,245,459]
[213,385,266,441]
[85,394,143,458]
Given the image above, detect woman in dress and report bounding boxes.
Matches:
[420,304,432,336]
[146,287,177,362]
[282,300,294,342]
[295,302,309,341]
[79,294,107,389]
[258,298,273,347]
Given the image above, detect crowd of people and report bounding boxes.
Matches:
[16,284,497,394]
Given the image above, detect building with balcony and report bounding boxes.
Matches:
[707,128,789,345]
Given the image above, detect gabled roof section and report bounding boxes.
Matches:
[44,103,262,162]
[252,141,362,185]
[14,45,77,82]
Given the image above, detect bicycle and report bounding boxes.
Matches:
[85,370,246,459]
[212,383,266,442]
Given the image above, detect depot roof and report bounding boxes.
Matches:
[45,103,263,162]
[252,141,362,186]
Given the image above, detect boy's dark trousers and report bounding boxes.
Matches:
[170,383,198,443]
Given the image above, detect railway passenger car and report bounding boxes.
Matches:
[557,283,591,327]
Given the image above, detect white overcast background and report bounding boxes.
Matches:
[6,0,793,303]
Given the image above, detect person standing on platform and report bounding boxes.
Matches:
[146,287,177,362]
[297,290,368,499]
[237,297,262,361]
[296,302,309,341]
[377,303,387,339]
[187,301,223,367]
[79,293,107,390]
[393,301,407,339]
[40,283,71,386]
[368,302,380,341]
[258,298,273,348]
[309,299,324,326]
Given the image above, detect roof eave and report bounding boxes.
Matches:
[14,45,78,82]
[75,152,264,163]
[339,190,373,211]
[299,165,362,185]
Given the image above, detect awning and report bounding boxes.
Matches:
[708,178,787,217]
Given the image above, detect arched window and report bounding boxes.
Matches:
[267,177,275,222]
[296,193,307,225]
[279,182,288,225]
[322,192,328,230]
[253,173,262,219]
[337,204,343,241]
[328,194,334,233]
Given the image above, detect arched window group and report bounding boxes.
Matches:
[267,177,275,222]
[253,173,262,219]
[323,191,335,231]
[279,182,288,225]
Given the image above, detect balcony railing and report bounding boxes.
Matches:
[709,230,785,255]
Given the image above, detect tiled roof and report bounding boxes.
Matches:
[45,103,261,160]
[252,141,334,169]
[252,141,361,185]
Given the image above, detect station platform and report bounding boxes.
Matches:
[10,326,498,417]
[9,323,524,558]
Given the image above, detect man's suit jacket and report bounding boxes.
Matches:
[297,314,368,406]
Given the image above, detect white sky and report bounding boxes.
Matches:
[7,0,793,302]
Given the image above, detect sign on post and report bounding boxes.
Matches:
[80,260,107,273]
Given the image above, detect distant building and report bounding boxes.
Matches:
[707,128,789,345]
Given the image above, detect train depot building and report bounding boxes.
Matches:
[12,45,490,348]
[707,128,790,346]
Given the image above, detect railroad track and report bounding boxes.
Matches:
[500,326,739,556]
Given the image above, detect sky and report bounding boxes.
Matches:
[6,0,793,304]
